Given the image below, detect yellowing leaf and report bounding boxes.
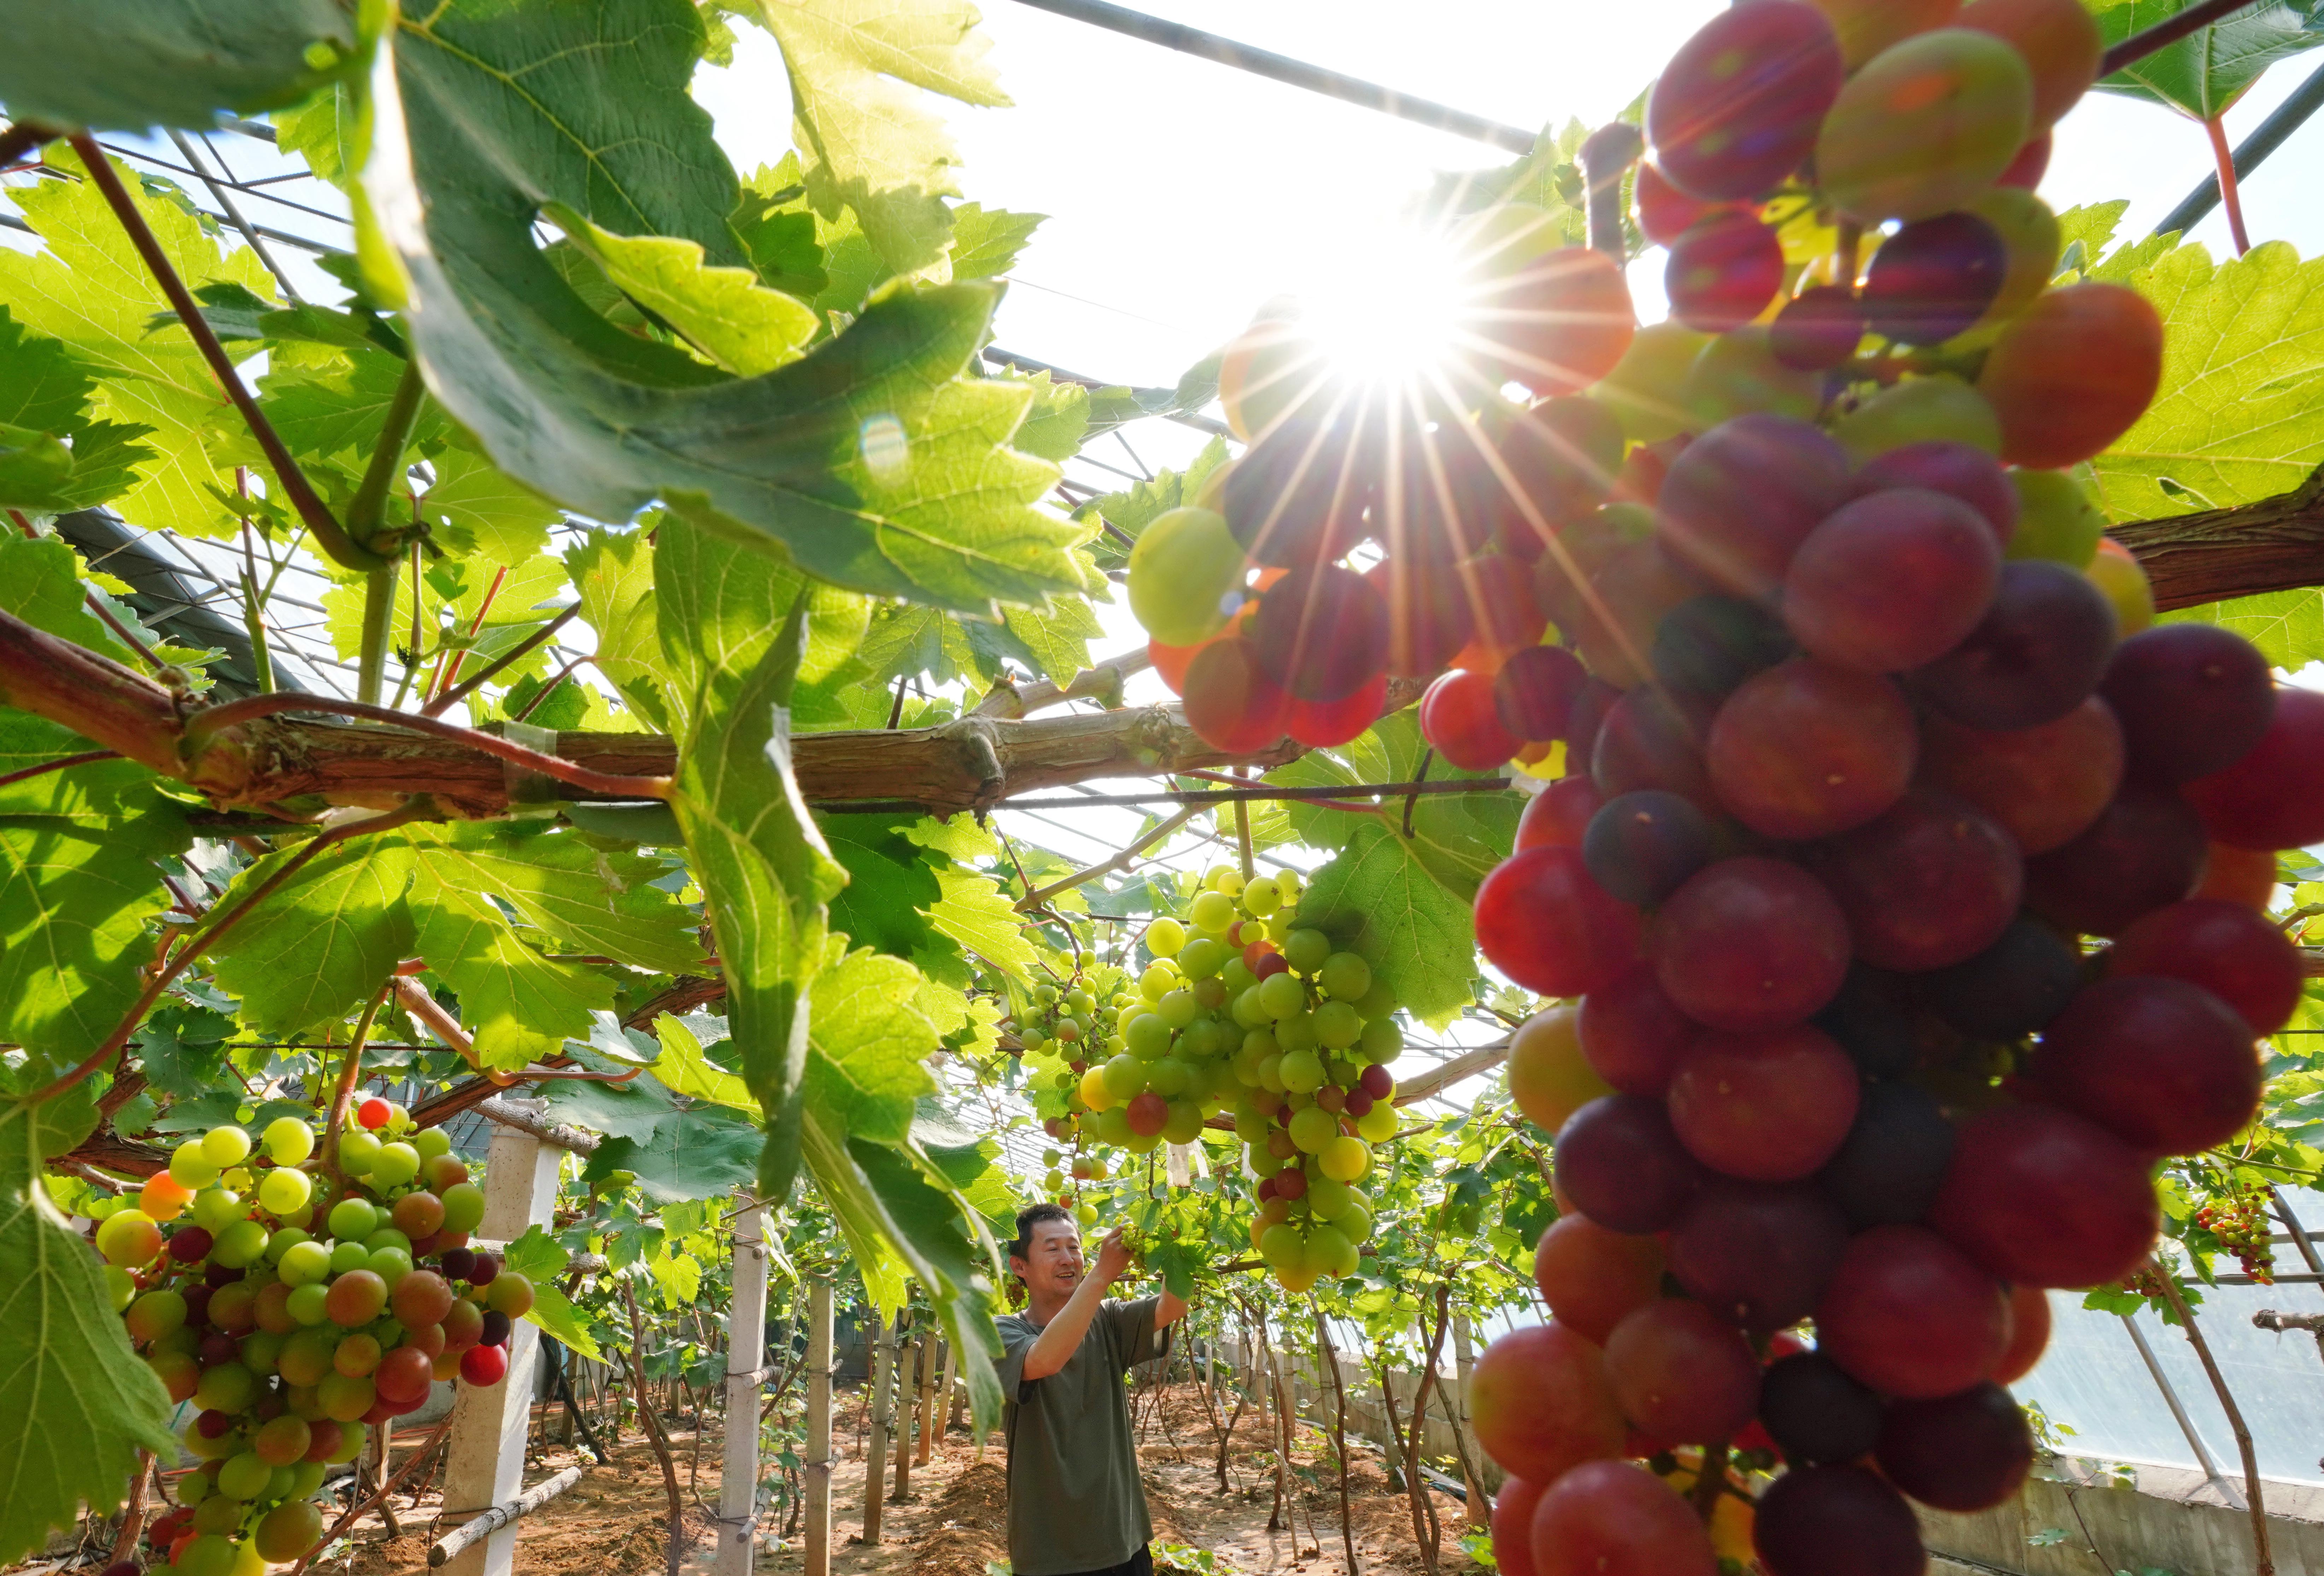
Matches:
[549,210,819,377]
[750,0,1010,275]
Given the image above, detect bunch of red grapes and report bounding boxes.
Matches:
[2193,1186,2276,1285]
[1444,3,2324,1574]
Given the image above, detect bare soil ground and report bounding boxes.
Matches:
[304,1382,1474,1576]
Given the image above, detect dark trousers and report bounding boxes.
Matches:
[1063,1547,1153,1576]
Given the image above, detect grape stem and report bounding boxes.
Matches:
[2205,116,2254,256]
[0,748,121,788]
[2152,1268,2275,1575]
[320,981,395,1184]
[422,601,583,719]
[1690,1439,1731,1523]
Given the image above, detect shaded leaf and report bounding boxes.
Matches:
[2092,1,2324,121]
[1295,822,1482,1030]
[0,814,187,1068]
[0,0,356,133]
[204,833,415,1037]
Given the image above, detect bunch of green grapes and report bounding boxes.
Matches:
[1029,864,1406,1289]
[93,1102,534,1575]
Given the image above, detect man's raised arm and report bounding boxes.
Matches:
[1021,1228,1132,1382]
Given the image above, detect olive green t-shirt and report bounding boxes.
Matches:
[996,1295,1170,1576]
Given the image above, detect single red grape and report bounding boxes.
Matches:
[1816,1225,2011,1399]
[2022,784,2207,938]
[1784,489,2002,674]
[1555,1095,1706,1236]
[1366,556,1474,678]
[1768,284,1867,372]
[2099,624,2275,784]
[1578,966,1693,1098]
[1474,845,1643,998]
[1650,593,1794,699]
[1929,1104,2160,1288]
[1249,563,1389,703]
[1603,1298,1762,1447]
[1923,918,2079,1039]
[1917,699,2123,854]
[1753,1464,1926,1576]
[1854,440,2019,545]
[1285,674,1386,748]
[1993,1282,2051,1385]
[1909,560,2118,731]
[1706,658,1916,838]
[1757,1352,1882,1467]
[1592,688,1717,812]
[1666,1179,1849,1334]
[1861,212,2008,345]
[1534,1214,1666,1345]
[1667,211,1785,333]
[1668,1024,1860,1182]
[1180,637,1290,753]
[1655,415,1853,600]
[1648,1,1845,201]
[1530,1460,1718,1576]
[1582,790,1714,905]
[1634,159,1732,244]
[1491,1477,1546,1576]
[2185,684,2324,850]
[1652,857,1852,1032]
[1516,776,1604,853]
[1806,788,2021,971]
[1222,415,1374,567]
[1874,1383,2035,1512]
[1494,644,1589,742]
[1467,1323,1628,1483]
[2110,898,2303,1035]
[2030,975,2260,1156]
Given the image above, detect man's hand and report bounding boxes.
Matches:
[1093,1227,1134,1288]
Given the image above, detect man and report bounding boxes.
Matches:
[996,1203,1189,1576]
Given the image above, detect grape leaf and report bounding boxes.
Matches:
[650,1014,754,1108]
[566,527,675,733]
[204,833,416,1037]
[0,309,156,513]
[547,210,820,377]
[0,0,356,133]
[1295,822,1483,1030]
[2091,1,2324,121]
[926,862,1038,985]
[362,0,1083,615]
[948,204,1044,281]
[404,822,707,976]
[399,828,613,1069]
[0,1091,176,1567]
[0,146,277,538]
[745,0,1010,276]
[802,945,939,1145]
[655,516,847,1199]
[541,1075,673,1146]
[412,443,562,565]
[0,812,188,1069]
[2092,241,2324,521]
[1265,710,1516,899]
[823,812,944,957]
[584,1104,763,1203]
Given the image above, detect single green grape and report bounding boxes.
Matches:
[1242,876,1281,916]
[262,1117,315,1166]
[1146,918,1187,958]
[1177,936,1228,979]
[1275,1012,1320,1056]
[1313,1001,1364,1050]
[1157,989,1201,1029]
[1278,1050,1327,1094]
[1283,929,1333,975]
[1189,890,1237,933]
[201,1125,253,1169]
[1127,506,1244,647]
[258,1168,312,1215]
[192,1187,247,1233]
[412,1127,453,1161]
[1257,971,1307,1021]
[2008,468,2103,568]
[1832,374,2002,462]
[1319,952,1372,1002]
[369,1142,421,1187]
[1148,1058,1193,1097]
[336,1129,381,1175]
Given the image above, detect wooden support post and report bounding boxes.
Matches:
[439,1101,565,1576]
[1450,1313,1488,1510]
[938,1339,961,1443]
[892,1332,917,1501]
[804,1280,832,1576]
[915,1336,940,1465]
[863,1313,895,1545]
[716,1197,769,1576]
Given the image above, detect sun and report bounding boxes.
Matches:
[1298,226,1474,396]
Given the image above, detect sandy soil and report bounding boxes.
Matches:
[306,1382,1474,1576]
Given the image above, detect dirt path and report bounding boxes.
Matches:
[314,1382,1475,1576]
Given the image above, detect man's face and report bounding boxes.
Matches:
[1012,1218,1084,1297]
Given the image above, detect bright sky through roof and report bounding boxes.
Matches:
[697,0,2324,401]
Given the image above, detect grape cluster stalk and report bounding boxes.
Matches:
[93,1104,538,1575]
[1114,0,2321,1571]
[1011,865,1409,1289]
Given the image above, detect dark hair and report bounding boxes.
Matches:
[1010,1202,1075,1268]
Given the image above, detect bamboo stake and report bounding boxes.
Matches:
[862,1313,895,1545]
[804,1281,833,1576]
[891,1332,917,1502]
[915,1335,941,1465]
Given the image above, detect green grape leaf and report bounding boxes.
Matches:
[584,1104,763,1203]
[548,209,820,377]
[0,1092,177,1567]
[656,516,848,1198]
[1265,710,1516,899]
[416,444,563,566]
[0,529,129,659]
[2092,1,2324,121]
[1295,822,1483,1030]
[565,527,674,733]
[204,833,416,1037]
[0,713,164,818]
[541,1075,674,1146]
[400,828,613,1069]
[803,945,939,1145]
[949,204,1044,281]
[2165,588,2324,670]
[746,0,1011,276]
[0,146,278,537]
[798,1111,1003,1426]
[2092,241,2324,522]
[0,812,188,1068]
[822,812,943,957]
[647,1249,703,1307]
[363,0,1082,615]
[0,0,357,133]
[0,308,156,512]
[651,1014,754,1109]
[925,862,1038,985]
[131,1004,238,1102]
[255,344,443,467]
[404,822,706,976]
